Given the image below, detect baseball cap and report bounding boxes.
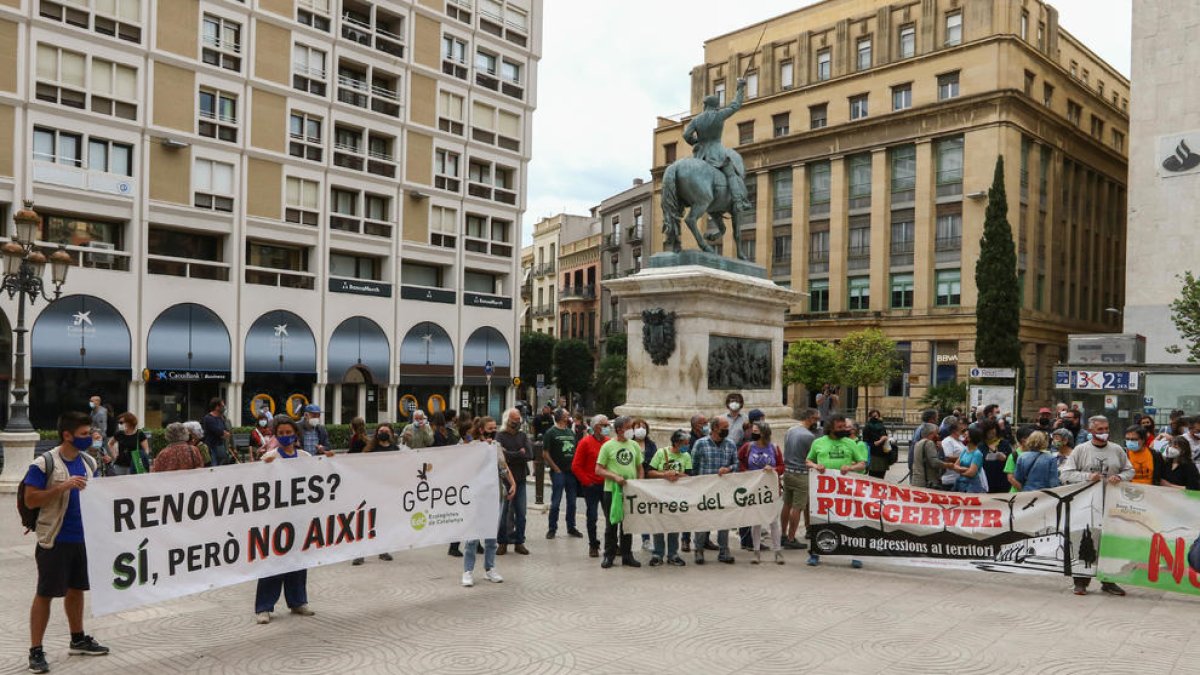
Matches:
[303,404,322,414]
[1038,407,1052,414]
[748,409,765,422]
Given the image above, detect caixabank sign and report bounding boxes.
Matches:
[1158,131,1200,178]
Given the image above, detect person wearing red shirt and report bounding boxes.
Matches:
[572,414,610,558]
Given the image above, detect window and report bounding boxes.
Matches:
[892,84,912,111]
[1067,101,1083,126]
[888,342,912,396]
[935,270,961,306]
[475,50,497,76]
[435,149,460,191]
[779,60,794,90]
[42,0,142,43]
[285,177,319,226]
[36,45,136,118]
[201,14,241,71]
[891,218,914,254]
[289,112,323,161]
[809,161,831,209]
[810,104,828,129]
[809,231,829,262]
[890,145,916,199]
[713,81,726,106]
[89,57,138,119]
[744,176,757,222]
[1098,81,1105,97]
[772,113,790,137]
[899,25,916,59]
[1043,83,1054,108]
[247,242,308,275]
[745,71,759,98]
[890,273,914,308]
[850,94,868,120]
[1090,115,1104,139]
[1081,69,1089,85]
[40,212,127,270]
[936,214,962,250]
[848,154,871,207]
[330,252,381,281]
[442,35,467,79]
[32,127,82,167]
[147,227,226,280]
[198,88,237,142]
[816,49,831,81]
[772,168,792,221]
[1024,71,1035,97]
[664,142,677,164]
[1037,23,1045,50]
[297,0,331,31]
[856,37,872,71]
[292,44,327,95]
[737,121,754,145]
[1020,11,1029,40]
[937,72,959,100]
[808,279,829,313]
[848,276,870,310]
[773,233,792,263]
[935,136,964,193]
[86,138,132,176]
[464,270,498,294]
[439,90,465,135]
[1070,61,1079,78]
[848,220,870,260]
[945,12,962,46]
[193,158,234,212]
[1112,129,1125,152]
[430,205,457,248]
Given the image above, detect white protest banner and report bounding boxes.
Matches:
[80,443,499,616]
[807,472,1105,576]
[621,470,779,535]
[1098,482,1200,596]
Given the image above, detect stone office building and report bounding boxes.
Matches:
[651,0,1128,416]
[0,0,541,428]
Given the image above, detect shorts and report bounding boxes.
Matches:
[35,542,89,598]
[782,472,809,509]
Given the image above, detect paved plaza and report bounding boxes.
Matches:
[0,490,1197,675]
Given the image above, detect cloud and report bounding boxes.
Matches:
[523,0,1133,244]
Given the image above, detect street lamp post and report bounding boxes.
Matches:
[1,202,72,432]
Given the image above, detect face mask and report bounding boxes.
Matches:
[508,419,520,429]
[717,428,729,440]
[1125,440,1141,451]
[483,431,496,440]
[258,419,269,427]
[276,435,296,447]
[831,430,848,439]
[308,417,320,426]
[72,436,94,451]
[377,432,391,442]
[678,445,690,454]
[89,402,96,409]
[1164,446,1181,459]
[751,432,762,441]
[622,428,635,442]
[728,402,741,412]
[1092,433,1108,443]
[633,428,647,440]
[701,425,711,435]
[601,426,613,437]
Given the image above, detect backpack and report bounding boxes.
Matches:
[16,450,97,534]
[1188,533,1200,575]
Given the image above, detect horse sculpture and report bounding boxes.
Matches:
[661,157,750,261]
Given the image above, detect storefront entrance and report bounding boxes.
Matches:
[243,310,317,423]
[399,322,455,421]
[327,317,390,424]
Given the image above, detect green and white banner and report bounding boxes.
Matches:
[1098,482,1200,595]
[620,471,779,534]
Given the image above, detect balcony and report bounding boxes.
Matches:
[847,246,871,271]
[341,6,405,58]
[626,225,644,243]
[935,235,962,252]
[330,214,393,239]
[601,270,624,281]
[534,262,555,277]
[245,266,315,290]
[520,279,532,297]
[561,284,596,301]
[532,304,555,319]
[603,232,621,250]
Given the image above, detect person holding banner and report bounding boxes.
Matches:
[1060,415,1133,597]
[805,414,866,568]
[496,408,532,556]
[254,419,317,623]
[22,411,109,674]
[645,430,693,567]
[595,416,645,569]
[740,422,785,565]
[352,423,399,566]
[691,416,739,565]
[463,417,516,587]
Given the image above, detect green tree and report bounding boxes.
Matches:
[553,339,594,403]
[1167,271,1200,362]
[781,339,840,392]
[594,353,627,415]
[605,332,628,359]
[920,381,968,416]
[974,156,1022,369]
[519,331,556,399]
[836,328,900,411]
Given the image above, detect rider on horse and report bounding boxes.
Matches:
[683,78,752,213]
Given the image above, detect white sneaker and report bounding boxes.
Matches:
[290,604,314,616]
[485,568,504,583]
[255,612,270,624]
[461,571,474,587]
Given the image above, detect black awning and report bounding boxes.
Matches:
[328,316,390,385]
[31,294,130,370]
[244,310,316,374]
[146,303,231,372]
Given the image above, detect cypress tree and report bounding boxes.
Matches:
[974,156,1022,369]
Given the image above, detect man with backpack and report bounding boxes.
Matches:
[19,411,110,673]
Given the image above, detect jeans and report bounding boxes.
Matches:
[739,526,752,548]
[548,470,578,533]
[255,569,307,613]
[210,442,230,467]
[464,539,497,572]
[694,529,730,558]
[601,490,632,559]
[582,483,604,548]
[497,481,527,545]
[652,533,679,559]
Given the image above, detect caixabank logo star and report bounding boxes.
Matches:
[403,462,473,531]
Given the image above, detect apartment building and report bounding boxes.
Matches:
[523,212,591,336]
[651,0,1128,415]
[596,177,651,350]
[0,0,542,429]
[558,224,601,352]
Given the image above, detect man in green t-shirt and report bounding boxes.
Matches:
[805,414,866,568]
[543,409,583,539]
[645,430,694,566]
[595,416,644,569]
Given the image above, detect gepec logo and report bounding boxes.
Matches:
[1158,132,1200,177]
[402,462,472,530]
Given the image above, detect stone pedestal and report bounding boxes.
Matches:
[0,431,41,494]
[606,256,800,440]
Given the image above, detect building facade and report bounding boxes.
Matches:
[558,226,601,352]
[524,212,591,336]
[597,177,651,349]
[0,0,541,429]
[651,0,1128,417]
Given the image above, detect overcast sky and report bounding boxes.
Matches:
[521,0,1133,244]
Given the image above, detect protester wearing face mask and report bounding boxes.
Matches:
[201,398,232,466]
[495,408,532,556]
[572,415,610,558]
[1123,426,1162,486]
[646,430,692,567]
[939,422,968,490]
[299,405,332,457]
[1050,428,1075,468]
[256,420,317,623]
[594,416,644,569]
[352,423,398,566]
[1059,415,1133,597]
[689,414,709,446]
[106,412,150,476]
[403,409,434,449]
[691,417,739,565]
[805,415,866,568]
[738,422,785,565]
[462,417,514,588]
[1013,431,1059,491]
[719,393,747,447]
[250,412,277,459]
[1160,437,1200,490]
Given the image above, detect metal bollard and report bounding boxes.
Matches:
[533,441,545,504]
